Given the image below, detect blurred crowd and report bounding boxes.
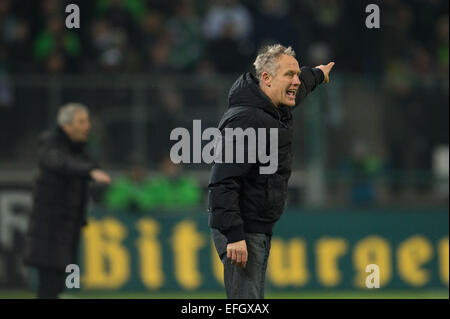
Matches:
[102,156,202,211]
[0,0,448,76]
[0,0,448,206]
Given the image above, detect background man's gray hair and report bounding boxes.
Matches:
[253,44,296,78]
[57,103,89,126]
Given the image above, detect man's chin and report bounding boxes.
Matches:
[282,100,296,107]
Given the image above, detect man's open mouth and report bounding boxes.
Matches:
[286,89,296,98]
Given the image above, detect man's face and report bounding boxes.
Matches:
[265,54,301,107]
[63,110,91,142]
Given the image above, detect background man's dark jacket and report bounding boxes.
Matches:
[23,127,98,270]
[208,67,324,243]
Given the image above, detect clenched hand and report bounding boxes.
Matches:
[227,240,248,268]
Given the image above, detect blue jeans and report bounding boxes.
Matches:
[211,228,272,299]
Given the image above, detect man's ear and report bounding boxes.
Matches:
[261,72,272,87]
[61,123,72,135]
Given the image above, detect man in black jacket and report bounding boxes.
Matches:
[208,44,334,298]
[23,103,111,299]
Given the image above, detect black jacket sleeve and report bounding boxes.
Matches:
[208,112,261,243]
[296,67,325,106]
[39,144,97,178]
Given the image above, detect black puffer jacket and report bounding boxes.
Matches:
[208,68,324,243]
[23,127,98,270]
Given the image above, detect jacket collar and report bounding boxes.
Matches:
[227,72,292,124]
[56,126,86,151]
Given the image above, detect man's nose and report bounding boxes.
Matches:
[292,75,301,86]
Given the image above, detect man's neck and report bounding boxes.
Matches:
[59,126,80,144]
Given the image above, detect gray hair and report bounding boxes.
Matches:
[57,103,89,126]
[253,44,296,78]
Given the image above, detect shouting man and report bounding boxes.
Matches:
[208,44,334,298]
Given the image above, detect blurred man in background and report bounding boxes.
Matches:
[208,44,334,298]
[23,103,111,299]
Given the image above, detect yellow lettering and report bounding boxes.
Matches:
[82,218,130,289]
[316,238,348,287]
[353,236,391,288]
[438,237,449,285]
[136,218,164,289]
[397,235,433,286]
[267,238,309,287]
[171,220,206,289]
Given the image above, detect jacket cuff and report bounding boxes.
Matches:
[312,67,325,84]
[223,224,245,244]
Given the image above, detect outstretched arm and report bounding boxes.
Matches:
[316,62,335,83]
[40,145,111,184]
[296,61,335,105]
[39,146,96,178]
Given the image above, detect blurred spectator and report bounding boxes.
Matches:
[148,156,202,209]
[104,158,201,211]
[44,50,66,74]
[0,0,30,72]
[305,0,344,60]
[0,43,12,107]
[164,0,204,72]
[96,0,147,24]
[89,0,143,72]
[411,0,446,46]
[411,45,435,81]
[307,0,343,39]
[90,18,136,72]
[253,0,299,49]
[435,15,449,75]
[0,43,7,72]
[307,42,332,66]
[382,1,415,63]
[186,59,221,107]
[149,86,187,163]
[104,164,155,211]
[383,45,438,194]
[203,0,252,41]
[147,31,171,72]
[95,0,142,36]
[139,10,164,69]
[203,0,253,73]
[33,15,81,73]
[40,0,60,20]
[342,140,383,205]
[383,62,412,195]
[0,74,13,107]
[0,44,13,159]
